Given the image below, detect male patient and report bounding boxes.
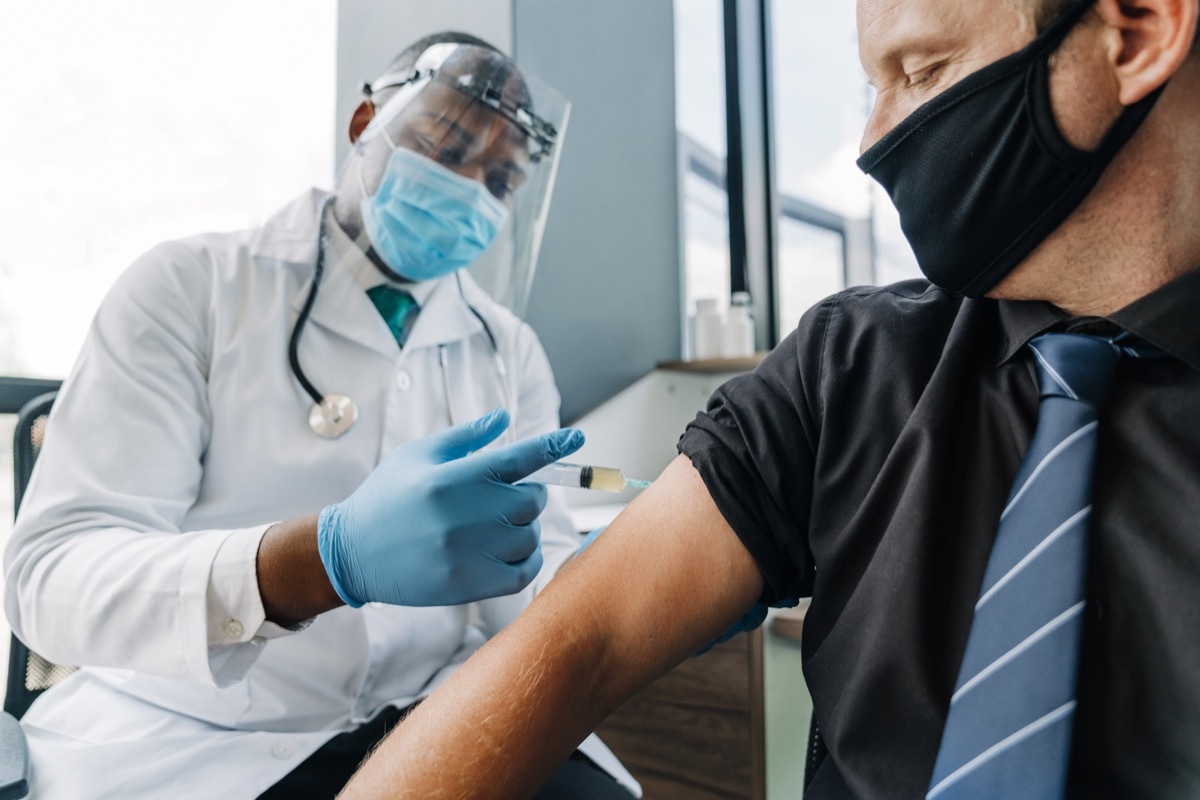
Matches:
[340,0,1200,797]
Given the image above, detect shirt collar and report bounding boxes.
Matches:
[994,299,1069,366]
[322,207,440,307]
[1107,267,1200,373]
[993,266,1200,373]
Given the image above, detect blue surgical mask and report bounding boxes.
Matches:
[359,146,509,282]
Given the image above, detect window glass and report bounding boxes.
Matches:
[674,0,731,356]
[0,0,335,672]
[0,0,336,380]
[770,0,918,337]
[776,217,844,339]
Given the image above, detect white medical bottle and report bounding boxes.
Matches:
[690,298,724,360]
[722,291,756,358]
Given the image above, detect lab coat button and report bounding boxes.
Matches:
[224,620,245,639]
[395,370,412,391]
[272,738,298,759]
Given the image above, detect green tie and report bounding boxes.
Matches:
[366,285,420,349]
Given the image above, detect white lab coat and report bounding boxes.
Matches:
[3,189,637,799]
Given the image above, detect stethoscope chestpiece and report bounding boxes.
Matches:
[309,393,359,438]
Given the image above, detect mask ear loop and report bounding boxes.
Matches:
[355,122,401,200]
[956,62,1167,298]
[1025,49,1166,169]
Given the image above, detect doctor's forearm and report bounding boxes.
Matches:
[257,515,344,627]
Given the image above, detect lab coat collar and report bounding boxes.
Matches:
[260,190,484,358]
[323,206,442,309]
[402,274,489,353]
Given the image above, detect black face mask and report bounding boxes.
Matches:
[857,0,1165,297]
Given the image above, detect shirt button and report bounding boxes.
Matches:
[271,738,298,759]
[396,370,412,391]
[224,620,245,639]
[250,635,267,646]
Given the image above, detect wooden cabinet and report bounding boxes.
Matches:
[595,630,765,800]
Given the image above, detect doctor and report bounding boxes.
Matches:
[3,32,637,799]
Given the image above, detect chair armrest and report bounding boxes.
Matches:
[0,712,29,799]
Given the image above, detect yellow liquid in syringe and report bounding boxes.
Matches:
[522,462,652,492]
[586,466,627,493]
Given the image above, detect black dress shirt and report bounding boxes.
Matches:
[678,269,1200,799]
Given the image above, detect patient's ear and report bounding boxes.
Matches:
[1094,0,1198,104]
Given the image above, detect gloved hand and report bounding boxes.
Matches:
[317,409,584,608]
[695,596,801,657]
[577,525,606,553]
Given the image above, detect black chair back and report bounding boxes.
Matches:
[4,392,76,719]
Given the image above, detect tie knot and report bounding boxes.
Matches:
[1027,333,1120,407]
[367,285,420,348]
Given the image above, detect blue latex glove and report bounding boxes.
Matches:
[577,525,606,553]
[318,409,584,608]
[695,596,801,657]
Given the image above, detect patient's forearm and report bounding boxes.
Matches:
[338,455,764,799]
[345,580,625,798]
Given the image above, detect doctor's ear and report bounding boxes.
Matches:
[1094,0,1198,104]
[348,100,376,145]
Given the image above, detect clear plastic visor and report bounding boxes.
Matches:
[355,43,571,316]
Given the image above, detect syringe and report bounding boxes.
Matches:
[522,462,652,493]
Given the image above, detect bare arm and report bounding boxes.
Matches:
[256,515,344,627]
[339,454,765,799]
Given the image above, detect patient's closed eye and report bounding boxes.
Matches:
[906,61,947,89]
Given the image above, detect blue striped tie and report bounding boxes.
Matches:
[927,332,1131,799]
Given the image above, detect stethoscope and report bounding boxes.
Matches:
[289,206,513,439]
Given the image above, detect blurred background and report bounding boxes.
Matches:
[0,0,919,689]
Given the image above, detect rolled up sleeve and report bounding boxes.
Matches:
[677,298,831,604]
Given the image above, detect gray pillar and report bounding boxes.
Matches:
[515,0,681,422]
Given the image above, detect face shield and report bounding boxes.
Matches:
[353,43,570,316]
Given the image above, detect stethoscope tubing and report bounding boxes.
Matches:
[291,206,511,438]
[289,227,329,409]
